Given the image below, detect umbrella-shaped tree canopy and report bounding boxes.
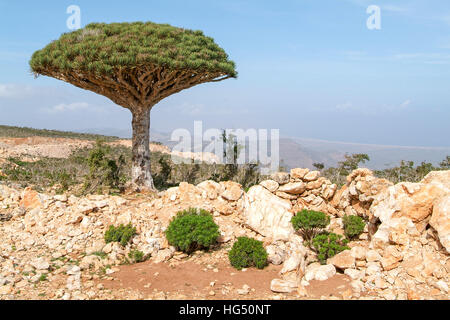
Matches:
[30,22,237,190]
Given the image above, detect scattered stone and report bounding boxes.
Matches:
[270,279,297,293]
[327,250,355,270]
[260,180,279,193]
[271,172,290,185]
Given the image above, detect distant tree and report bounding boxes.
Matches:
[321,153,370,186]
[30,22,237,191]
[338,153,370,176]
[313,162,325,171]
[440,156,450,169]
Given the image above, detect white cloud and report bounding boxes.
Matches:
[42,102,90,114]
[334,99,412,114]
[164,102,249,117]
[341,51,450,65]
[399,99,412,109]
[381,4,409,13]
[335,102,353,111]
[0,83,35,98]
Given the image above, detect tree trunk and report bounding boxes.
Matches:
[131,107,155,191]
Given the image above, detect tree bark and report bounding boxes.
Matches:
[131,107,155,191]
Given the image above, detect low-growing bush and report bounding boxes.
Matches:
[165,208,220,254]
[343,215,365,240]
[128,250,145,263]
[228,237,268,270]
[311,233,350,265]
[83,140,126,194]
[291,209,330,242]
[104,223,136,247]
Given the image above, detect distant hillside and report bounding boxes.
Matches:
[80,127,450,170]
[6,125,446,171]
[0,125,119,142]
[288,137,450,170]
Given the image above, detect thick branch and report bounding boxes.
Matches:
[35,64,232,110]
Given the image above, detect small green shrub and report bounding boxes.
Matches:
[165,208,220,254]
[92,251,108,259]
[343,215,365,239]
[83,140,126,194]
[291,209,330,242]
[311,233,350,265]
[228,237,268,270]
[38,274,48,282]
[128,250,145,263]
[104,223,136,247]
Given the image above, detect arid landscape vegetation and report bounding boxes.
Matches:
[1,2,450,305]
[0,126,449,300]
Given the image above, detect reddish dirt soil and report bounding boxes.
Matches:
[100,256,354,300]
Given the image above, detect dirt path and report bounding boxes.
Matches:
[99,255,354,300]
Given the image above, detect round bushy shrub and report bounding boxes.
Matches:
[104,223,136,246]
[343,215,365,240]
[291,209,330,242]
[311,233,349,265]
[165,208,220,254]
[228,237,268,270]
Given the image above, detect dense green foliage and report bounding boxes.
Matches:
[165,208,220,254]
[440,156,450,169]
[311,233,350,265]
[342,215,365,240]
[373,160,444,184]
[0,125,119,141]
[0,140,262,194]
[30,22,237,77]
[228,237,268,270]
[83,140,126,193]
[128,250,145,263]
[317,153,371,186]
[291,209,330,242]
[104,223,137,247]
[316,153,449,186]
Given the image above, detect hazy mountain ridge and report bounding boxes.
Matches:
[81,127,450,170]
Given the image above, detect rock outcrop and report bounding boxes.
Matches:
[242,185,294,241]
[330,168,393,219]
[1,168,449,301]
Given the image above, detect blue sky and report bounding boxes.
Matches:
[0,0,449,146]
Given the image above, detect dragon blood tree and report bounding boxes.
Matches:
[30,22,237,191]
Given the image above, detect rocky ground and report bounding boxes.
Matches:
[0,136,219,164]
[0,183,352,300]
[0,166,449,300]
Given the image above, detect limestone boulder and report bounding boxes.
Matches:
[220,181,244,201]
[290,168,310,180]
[278,182,306,195]
[429,195,450,253]
[270,279,297,293]
[197,180,223,200]
[242,186,295,241]
[371,217,420,249]
[303,171,321,182]
[327,250,355,270]
[266,244,287,265]
[304,264,336,281]
[271,172,290,185]
[259,180,279,193]
[19,187,43,211]
[370,181,448,230]
[421,170,450,191]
